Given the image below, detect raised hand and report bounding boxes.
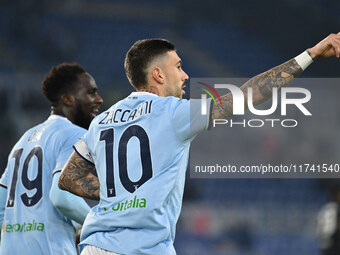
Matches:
[308,33,340,59]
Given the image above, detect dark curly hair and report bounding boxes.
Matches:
[42,63,85,105]
[124,39,175,89]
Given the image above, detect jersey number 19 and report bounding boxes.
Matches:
[7,146,43,208]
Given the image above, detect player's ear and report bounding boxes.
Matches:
[151,67,164,84]
[61,94,75,106]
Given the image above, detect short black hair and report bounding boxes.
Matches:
[42,63,85,105]
[124,39,176,89]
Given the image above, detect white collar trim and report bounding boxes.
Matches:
[130,91,158,97]
[48,114,71,123]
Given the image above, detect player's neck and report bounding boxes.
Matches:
[137,86,160,96]
[50,106,68,120]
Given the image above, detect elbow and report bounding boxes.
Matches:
[57,174,67,191]
[57,179,64,190]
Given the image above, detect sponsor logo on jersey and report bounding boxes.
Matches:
[104,195,146,212]
[3,219,44,233]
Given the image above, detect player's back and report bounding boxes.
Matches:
[0,115,86,255]
[78,92,209,254]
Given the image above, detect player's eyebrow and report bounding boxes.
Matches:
[88,87,98,92]
[176,60,183,66]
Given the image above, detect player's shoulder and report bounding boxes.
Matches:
[131,92,188,107]
[6,121,47,156]
[163,96,190,113]
[50,115,85,131]
[43,115,86,143]
[15,121,45,144]
[131,93,191,118]
[130,93,189,114]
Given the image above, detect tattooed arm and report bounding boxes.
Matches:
[58,151,100,200]
[211,32,340,120]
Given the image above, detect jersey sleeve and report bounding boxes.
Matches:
[0,167,9,188]
[72,119,98,165]
[53,127,87,175]
[50,172,90,224]
[0,153,13,188]
[170,98,212,142]
[73,139,94,164]
[0,185,7,224]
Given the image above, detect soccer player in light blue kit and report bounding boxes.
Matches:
[0,63,103,254]
[59,33,340,255]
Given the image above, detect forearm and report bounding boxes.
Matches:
[212,58,303,119]
[0,186,7,225]
[58,152,100,200]
[59,169,100,200]
[50,172,90,224]
[240,58,303,107]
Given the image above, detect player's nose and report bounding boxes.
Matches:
[95,93,103,105]
[182,70,189,81]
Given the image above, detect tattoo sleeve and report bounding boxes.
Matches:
[58,151,100,200]
[211,58,303,120]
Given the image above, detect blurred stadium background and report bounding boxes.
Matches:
[1,1,340,254]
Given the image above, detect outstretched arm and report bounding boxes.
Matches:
[212,32,340,120]
[58,151,100,200]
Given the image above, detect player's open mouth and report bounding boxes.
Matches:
[91,106,100,117]
[182,85,186,95]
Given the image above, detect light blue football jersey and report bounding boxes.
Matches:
[0,115,86,255]
[75,92,210,255]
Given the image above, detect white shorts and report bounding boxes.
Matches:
[81,245,121,255]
